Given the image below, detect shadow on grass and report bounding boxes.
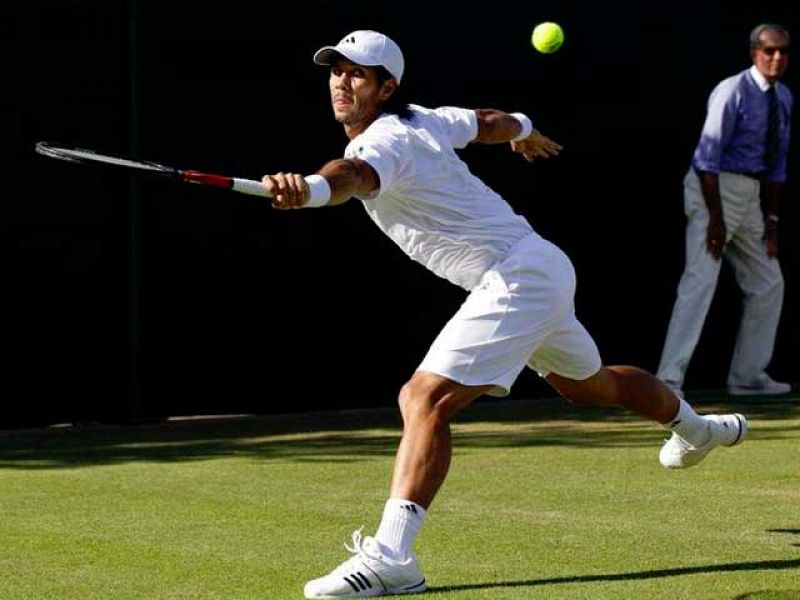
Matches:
[768,529,800,548]
[0,395,797,470]
[432,558,800,593]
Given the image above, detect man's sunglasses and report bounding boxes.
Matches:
[760,45,790,56]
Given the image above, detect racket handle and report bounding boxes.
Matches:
[232,177,271,197]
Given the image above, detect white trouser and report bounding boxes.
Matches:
[657,170,784,388]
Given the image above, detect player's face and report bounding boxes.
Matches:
[329,61,390,134]
[752,30,790,83]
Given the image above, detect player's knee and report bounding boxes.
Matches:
[560,385,613,406]
[398,380,437,423]
[398,378,459,429]
[548,367,621,407]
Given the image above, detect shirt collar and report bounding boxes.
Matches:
[749,65,772,92]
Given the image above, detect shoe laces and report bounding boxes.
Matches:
[325,528,372,577]
[333,527,384,571]
[344,527,367,555]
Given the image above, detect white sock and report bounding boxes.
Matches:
[374,498,426,561]
[665,397,711,446]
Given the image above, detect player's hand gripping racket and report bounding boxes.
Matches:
[35,141,271,198]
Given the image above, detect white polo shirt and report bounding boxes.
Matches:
[345,104,534,290]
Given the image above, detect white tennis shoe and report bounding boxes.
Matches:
[728,373,791,396]
[304,528,427,598]
[659,414,748,469]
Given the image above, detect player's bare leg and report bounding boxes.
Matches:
[546,365,679,422]
[546,366,747,469]
[304,373,490,598]
[391,372,493,508]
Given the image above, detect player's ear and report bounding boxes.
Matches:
[378,78,397,101]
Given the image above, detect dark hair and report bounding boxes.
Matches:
[749,23,790,50]
[376,66,413,120]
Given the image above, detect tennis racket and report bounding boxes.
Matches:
[35,141,271,198]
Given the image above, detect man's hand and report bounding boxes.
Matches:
[262,173,310,210]
[763,223,779,258]
[706,212,726,260]
[511,129,563,162]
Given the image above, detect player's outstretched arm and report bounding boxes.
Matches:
[472,109,562,162]
[262,158,380,210]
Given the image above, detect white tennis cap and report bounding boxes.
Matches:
[313,30,404,84]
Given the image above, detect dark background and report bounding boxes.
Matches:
[5,0,798,426]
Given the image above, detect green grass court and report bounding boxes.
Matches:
[1,394,798,599]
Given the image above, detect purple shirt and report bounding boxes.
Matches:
[692,66,793,183]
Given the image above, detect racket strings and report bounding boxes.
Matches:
[35,142,174,173]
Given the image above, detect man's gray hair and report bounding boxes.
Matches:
[749,23,790,49]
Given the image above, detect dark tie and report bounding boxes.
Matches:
[765,86,780,166]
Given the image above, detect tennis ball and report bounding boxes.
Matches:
[531,22,564,54]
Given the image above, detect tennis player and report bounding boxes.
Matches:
[262,30,749,599]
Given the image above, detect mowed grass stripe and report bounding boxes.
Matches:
[1,395,798,599]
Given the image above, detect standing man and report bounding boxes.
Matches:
[658,23,793,398]
[263,30,748,598]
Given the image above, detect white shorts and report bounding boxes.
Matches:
[417,233,602,396]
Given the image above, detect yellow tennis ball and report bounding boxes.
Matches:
[531,22,564,54]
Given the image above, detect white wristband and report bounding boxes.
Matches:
[302,174,331,208]
[510,112,533,142]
